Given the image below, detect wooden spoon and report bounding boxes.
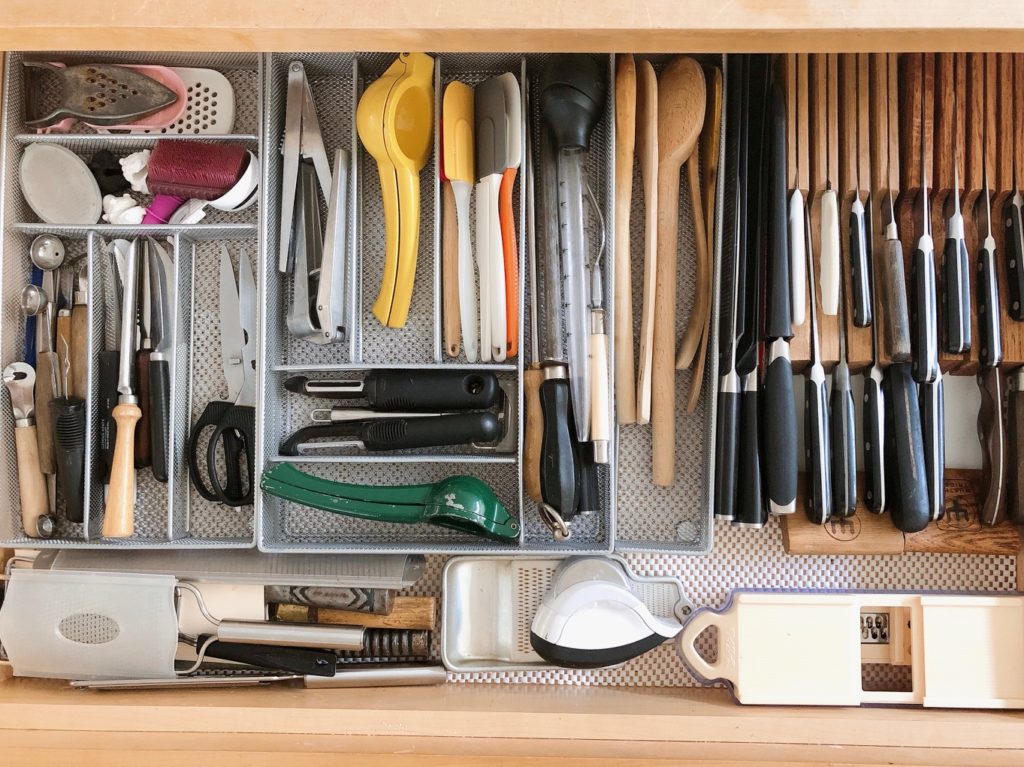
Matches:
[652,56,706,487]
[634,59,658,425]
[614,54,637,425]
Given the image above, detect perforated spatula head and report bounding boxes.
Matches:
[475,76,507,181]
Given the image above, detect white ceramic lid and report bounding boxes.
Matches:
[20,143,102,224]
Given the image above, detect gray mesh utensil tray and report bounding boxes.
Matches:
[257,53,615,554]
[613,55,726,554]
[0,51,261,547]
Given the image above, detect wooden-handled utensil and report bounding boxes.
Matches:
[653,56,705,487]
[614,54,637,425]
[3,363,53,538]
[634,60,659,425]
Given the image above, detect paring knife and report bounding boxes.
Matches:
[475,76,508,363]
[714,53,746,524]
[148,239,175,483]
[804,209,832,524]
[762,72,797,517]
[977,161,1006,527]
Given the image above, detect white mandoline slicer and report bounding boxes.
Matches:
[678,590,1024,708]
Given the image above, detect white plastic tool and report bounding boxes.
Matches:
[20,143,102,224]
[679,590,1024,708]
[788,189,806,326]
[819,188,841,315]
[134,67,236,135]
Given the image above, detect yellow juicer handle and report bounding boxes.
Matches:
[371,160,401,326]
[386,165,421,328]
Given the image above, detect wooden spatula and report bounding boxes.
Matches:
[634,60,659,425]
[614,54,637,425]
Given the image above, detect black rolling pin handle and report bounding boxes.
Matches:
[734,371,765,529]
[804,365,832,525]
[863,365,886,514]
[829,361,857,519]
[97,349,120,483]
[762,339,797,515]
[714,371,741,522]
[51,396,86,523]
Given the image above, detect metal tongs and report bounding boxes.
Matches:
[279,61,350,346]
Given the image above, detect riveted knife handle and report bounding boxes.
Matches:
[942,235,971,354]
[713,377,740,522]
[97,350,120,483]
[977,242,1003,369]
[977,367,1006,526]
[850,208,872,328]
[804,366,832,524]
[1007,373,1024,525]
[149,358,170,482]
[919,376,945,522]
[134,349,152,469]
[763,340,797,515]
[863,366,886,513]
[910,243,938,383]
[1005,201,1024,322]
[735,373,765,528]
[882,239,912,363]
[829,362,857,518]
[887,363,930,533]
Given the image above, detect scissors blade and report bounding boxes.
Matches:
[219,246,245,403]
[237,248,258,407]
[149,238,175,355]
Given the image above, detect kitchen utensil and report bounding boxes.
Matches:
[864,212,887,515]
[523,92,542,502]
[102,238,141,538]
[977,157,1005,526]
[942,128,971,352]
[831,230,857,518]
[804,206,832,524]
[540,54,607,445]
[920,374,945,521]
[134,67,236,135]
[72,665,448,690]
[147,139,250,199]
[283,369,500,410]
[357,52,435,329]
[911,107,939,385]
[19,143,102,224]
[147,238,175,482]
[475,75,508,361]
[29,234,65,271]
[278,411,501,455]
[273,598,435,630]
[266,586,394,615]
[441,555,692,672]
[50,394,85,523]
[652,56,705,486]
[23,62,178,128]
[530,557,683,669]
[2,363,53,538]
[97,240,128,482]
[587,184,611,464]
[70,264,89,400]
[680,590,1024,708]
[135,243,153,470]
[634,60,659,424]
[441,145,460,357]
[442,81,476,360]
[614,54,637,425]
[1008,370,1024,524]
[77,64,187,132]
[261,464,518,542]
[499,72,522,359]
[187,246,256,507]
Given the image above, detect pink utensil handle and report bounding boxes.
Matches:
[143,195,187,224]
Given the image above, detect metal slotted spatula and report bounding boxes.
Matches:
[24,62,179,128]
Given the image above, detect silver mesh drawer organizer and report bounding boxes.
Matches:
[0,52,261,548]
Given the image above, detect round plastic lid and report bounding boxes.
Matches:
[20,143,102,224]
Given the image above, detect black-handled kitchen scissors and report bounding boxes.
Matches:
[188,246,256,507]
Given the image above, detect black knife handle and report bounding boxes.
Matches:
[881,239,912,363]
[1007,373,1024,525]
[887,363,930,532]
[829,362,857,518]
[134,349,152,469]
[977,242,1003,369]
[977,367,1006,526]
[196,636,336,677]
[97,350,120,483]
[804,365,832,524]
[941,234,971,354]
[149,358,171,483]
[736,372,765,528]
[763,340,797,515]
[920,376,945,522]
[1005,201,1024,321]
[765,80,792,340]
[364,412,500,450]
[51,396,86,523]
[714,374,740,522]
[850,207,872,328]
[863,366,886,514]
[577,440,601,515]
[365,370,501,410]
[910,244,938,384]
[539,375,580,521]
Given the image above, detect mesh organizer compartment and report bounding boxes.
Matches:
[612,54,727,555]
[257,53,611,554]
